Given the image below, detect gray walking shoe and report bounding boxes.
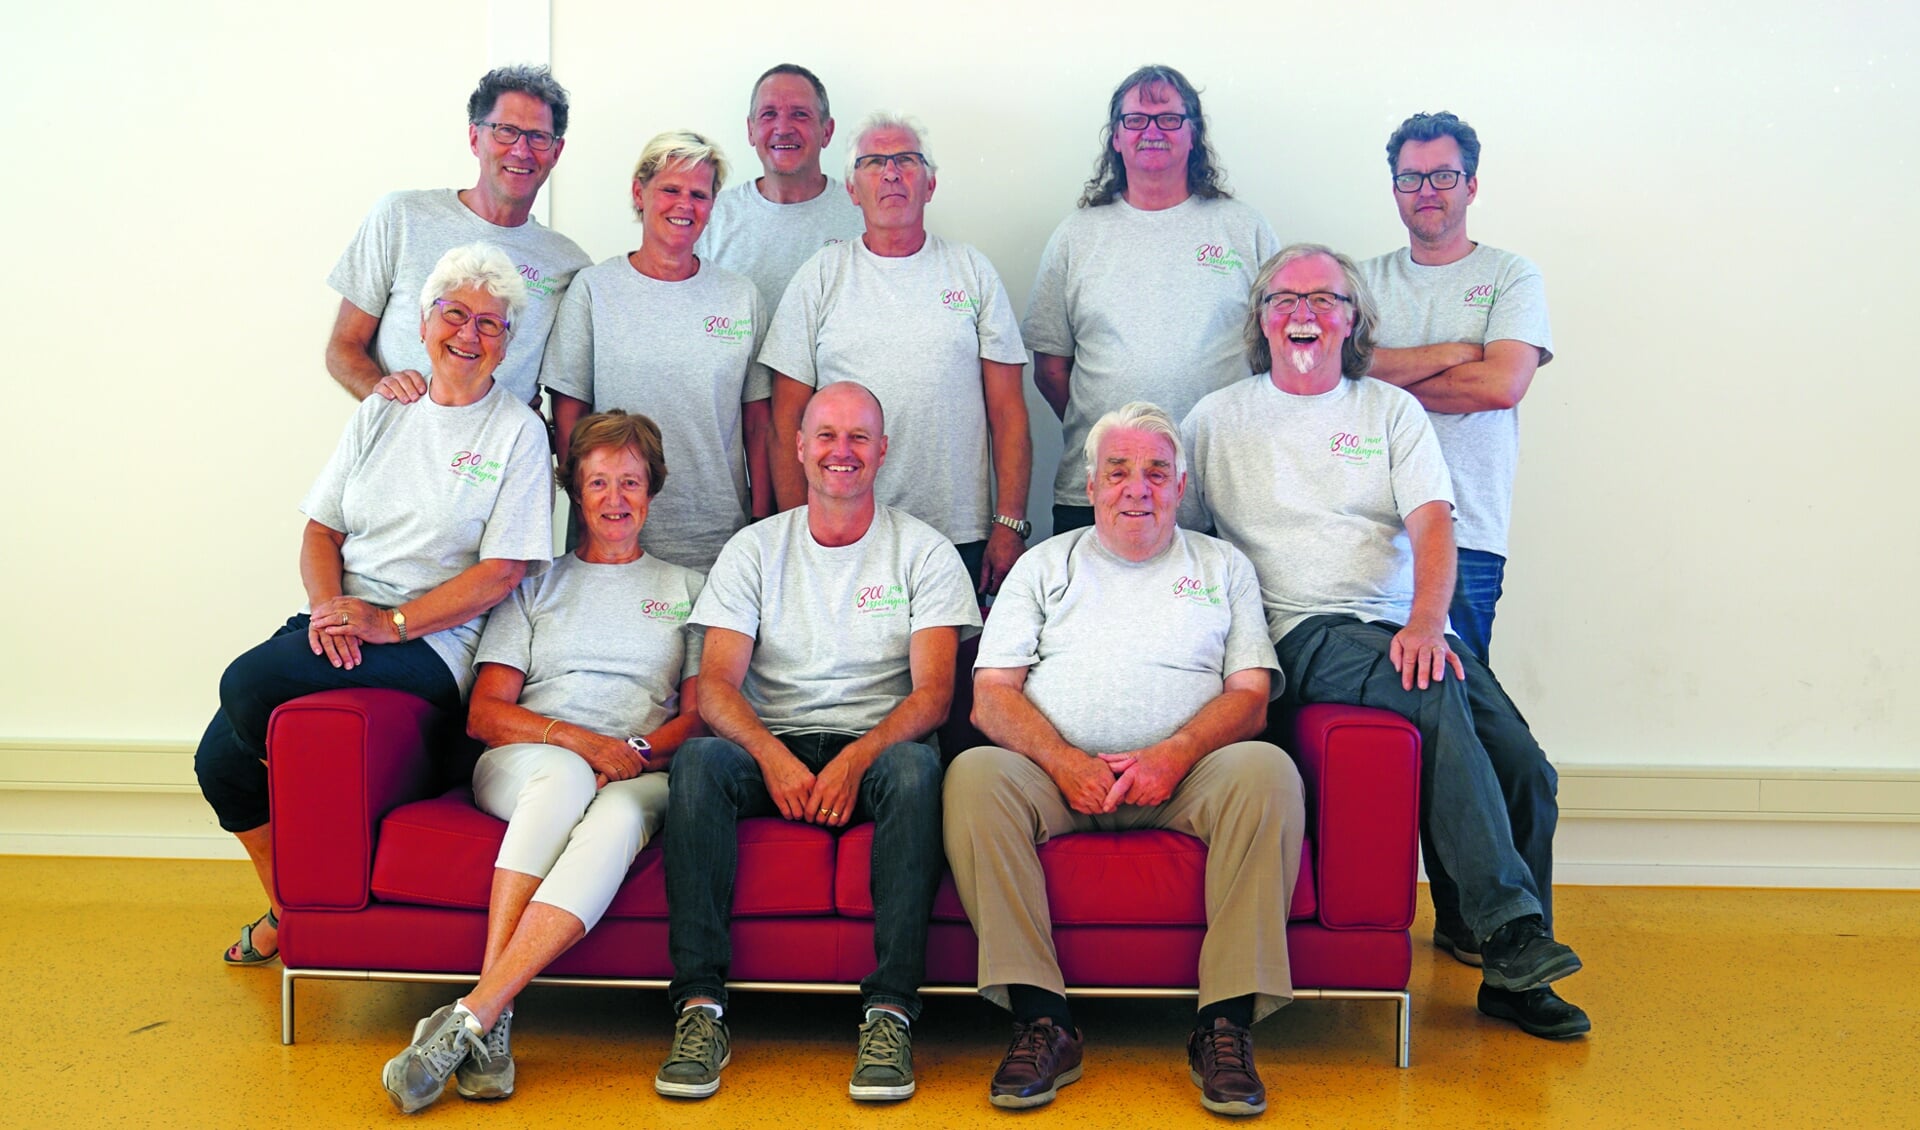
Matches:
[455,1008,514,1100]
[382,1003,484,1114]
[655,1007,731,1099]
[849,1011,915,1101]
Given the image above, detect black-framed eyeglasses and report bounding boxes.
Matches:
[1392,169,1464,193]
[1118,112,1189,132]
[1261,291,1351,314]
[432,298,512,338]
[852,151,928,173]
[480,121,558,151]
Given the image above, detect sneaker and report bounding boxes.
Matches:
[654,1006,731,1099]
[1479,915,1582,992]
[1477,984,1592,1039]
[1431,922,1484,966]
[455,1008,515,1100]
[989,1018,1083,1109]
[849,1010,916,1101]
[382,1003,484,1114]
[1186,1017,1267,1116]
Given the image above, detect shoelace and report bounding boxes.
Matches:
[858,1016,907,1066]
[421,1019,485,1076]
[477,1012,511,1060]
[1199,1025,1254,1074]
[668,1011,721,1064]
[1002,1021,1061,1070]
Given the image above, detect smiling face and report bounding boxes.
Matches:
[470,91,563,210]
[749,72,833,179]
[1393,135,1477,249]
[633,159,718,255]
[574,444,653,558]
[419,282,512,388]
[1111,80,1193,185]
[846,125,935,234]
[798,383,887,504]
[1089,426,1185,561]
[1260,253,1355,393]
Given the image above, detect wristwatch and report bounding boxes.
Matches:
[992,514,1032,540]
[627,735,652,770]
[391,607,408,642]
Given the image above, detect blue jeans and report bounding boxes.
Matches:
[665,732,944,1019]
[1448,549,1507,665]
[1275,615,1554,941]
[193,614,461,833]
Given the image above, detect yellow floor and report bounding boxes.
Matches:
[6,856,1917,1128]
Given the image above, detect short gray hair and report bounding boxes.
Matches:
[418,242,527,327]
[1084,401,1186,479]
[844,111,938,180]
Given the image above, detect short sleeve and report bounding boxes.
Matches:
[1176,404,1216,533]
[1220,546,1283,697]
[742,283,773,402]
[473,576,538,673]
[326,193,399,318]
[907,536,984,635]
[1020,220,1074,358]
[970,252,1028,365]
[973,552,1046,671]
[1386,394,1455,522]
[689,532,766,640]
[678,572,708,679]
[1487,259,1553,362]
[300,401,374,531]
[538,274,597,402]
[759,255,828,387]
[476,416,558,571]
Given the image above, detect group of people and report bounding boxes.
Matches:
[192,58,1582,1119]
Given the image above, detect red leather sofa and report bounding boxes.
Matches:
[266,685,1421,1065]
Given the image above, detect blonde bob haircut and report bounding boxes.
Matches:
[630,130,729,219]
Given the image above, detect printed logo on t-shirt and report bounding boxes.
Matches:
[641,598,694,623]
[856,582,907,616]
[450,450,503,486]
[824,237,847,247]
[703,314,754,345]
[1172,576,1224,607]
[1329,431,1386,465]
[518,263,561,300]
[941,288,981,316]
[1463,283,1498,309]
[1194,242,1247,275]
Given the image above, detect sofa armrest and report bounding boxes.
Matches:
[267,688,445,911]
[1287,703,1421,930]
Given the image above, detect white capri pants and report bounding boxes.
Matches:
[471,742,669,933]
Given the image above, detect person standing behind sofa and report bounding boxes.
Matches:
[657,382,979,1103]
[196,243,554,972]
[381,411,706,1114]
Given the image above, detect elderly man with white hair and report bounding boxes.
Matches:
[761,111,1033,594]
[944,402,1304,1117]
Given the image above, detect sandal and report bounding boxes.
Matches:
[224,908,280,966]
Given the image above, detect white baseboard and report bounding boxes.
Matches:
[4,740,1917,885]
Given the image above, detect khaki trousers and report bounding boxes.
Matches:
[943,741,1305,1022]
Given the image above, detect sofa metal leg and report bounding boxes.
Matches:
[1394,990,1411,1068]
[281,967,296,1046]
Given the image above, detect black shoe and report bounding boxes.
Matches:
[1431,922,1483,967]
[1479,915,1581,992]
[1478,985,1592,1039]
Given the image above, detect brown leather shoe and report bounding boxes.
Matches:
[1187,1017,1266,1116]
[989,1018,1084,1109]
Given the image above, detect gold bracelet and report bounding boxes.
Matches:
[542,719,560,746]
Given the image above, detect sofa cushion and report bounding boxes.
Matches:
[836,826,1317,923]
[371,796,839,917]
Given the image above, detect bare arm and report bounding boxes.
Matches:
[807,627,959,826]
[972,665,1117,815]
[1032,351,1072,423]
[550,391,590,468]
[770,374,813,511]
[1392,499,1466,690]
[743,398,774,519]
[1104,668,1270,808]
[314,558,528,669]
[1399,339,1544,414]
[299,520,359,669]
[325,299,423,402]
[979,359,1033,594]
[465,662,646,784]
[696,626,817,820]
[1368,342,1483,389]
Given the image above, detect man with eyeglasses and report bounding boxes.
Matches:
[326,65,590,409]
[761,112,1033,596]
[1023,64,1279,536]
[1360,112,1552,667]
[695,64,865,321]
[1181,243,1590,1043]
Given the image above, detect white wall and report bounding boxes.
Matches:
[6,1,1917,780]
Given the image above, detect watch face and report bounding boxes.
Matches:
[627,736,652,753]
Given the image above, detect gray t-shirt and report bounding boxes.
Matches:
[691,505,981,735]
[1022,197,1280,507]
[301,381,556,694]
[538,255,771,571]
[1360,244,1553,556]
[475,551,705,739]
[760,235,1028,543]
[328,188,592,406]
[1181,375,1455,642]
[693,178,865,320]
[977,526,1280,754]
